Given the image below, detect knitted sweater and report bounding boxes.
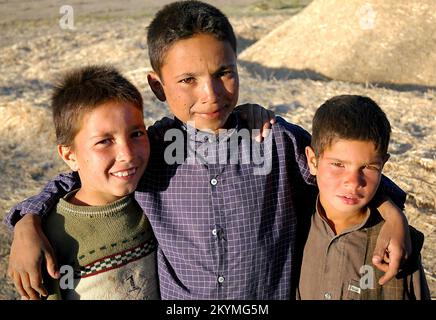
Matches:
[43,191,159,300]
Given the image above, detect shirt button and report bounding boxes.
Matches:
[217,276,225,284]
[324,292,332,300]
[210,178,218,186]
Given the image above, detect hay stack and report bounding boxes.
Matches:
[239,0,436,87]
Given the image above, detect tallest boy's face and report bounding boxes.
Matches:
[148,33,239,133]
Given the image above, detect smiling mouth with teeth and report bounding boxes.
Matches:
[111,168,137,178]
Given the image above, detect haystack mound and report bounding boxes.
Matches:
[239,0,436,87]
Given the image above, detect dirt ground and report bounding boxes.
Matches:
[0,0,434,300]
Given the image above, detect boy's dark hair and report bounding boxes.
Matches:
[147,0,237,77]
[311,95,391,157]
[52,65,143,146]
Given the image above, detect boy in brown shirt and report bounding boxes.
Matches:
[297,95,430,300]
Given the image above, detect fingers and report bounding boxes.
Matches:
[372,233,391,281]
[378,248,401,285]
[372,255,389,273]
[45,249,60,280]
[256,107,275,142]
[373,243,402,285]
[11,271,29,300]
[373,229,389,265]
[267,110,276,125]
[29,277,47,298]
[19,272,41,300]
[28,265,48,298]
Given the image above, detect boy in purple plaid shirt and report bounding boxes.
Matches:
[6,1,411,300]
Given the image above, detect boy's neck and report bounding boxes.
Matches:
[317,199,368,235]
[68,188,121,207]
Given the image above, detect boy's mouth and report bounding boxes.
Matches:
[195,106,227,119]
[337,194,363,205]
[110,167,137,179]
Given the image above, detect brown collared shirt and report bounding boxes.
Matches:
[297,198,430,300]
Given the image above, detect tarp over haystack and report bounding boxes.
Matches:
[239,0,436,87]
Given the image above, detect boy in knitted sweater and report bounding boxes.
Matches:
[37,65,159,299]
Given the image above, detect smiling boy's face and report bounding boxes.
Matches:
[59,100,150,206]
[306,139,388,219]
[148,33,239,133]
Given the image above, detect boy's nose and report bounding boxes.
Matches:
[200,78,222,103]
[344,170,365,189]
[116,142,135,162]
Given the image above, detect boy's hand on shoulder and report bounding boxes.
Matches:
[147,116,177,142]
[234,103,276,142]
[7,214,60,300]
[373,199,412,285]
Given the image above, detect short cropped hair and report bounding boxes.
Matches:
[51,65,143,146]
[147,0,237,77]
[311,95,391,157]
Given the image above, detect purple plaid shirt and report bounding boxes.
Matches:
[5,116,405,300]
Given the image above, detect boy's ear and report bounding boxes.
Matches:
[305,146,318,176]
[57,145,79,172]
[382,153,390,167]
[384,153,390,163]
[147,72,166,102]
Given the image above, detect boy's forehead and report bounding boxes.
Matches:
[81,101,143,123]
[161,34,237,71]
[323,139,383,159]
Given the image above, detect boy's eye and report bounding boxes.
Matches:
[364,165,381,172]
[132,130,146,138]
[180,77,195,84]
[217,70,233,78]
[96,138,112,146]
[331,162,344,168]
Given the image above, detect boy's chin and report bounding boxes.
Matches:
[333,202,368,216]
[191,112,233,132]
[112,185,137,197]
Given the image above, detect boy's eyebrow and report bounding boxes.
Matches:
[324,157,383,165]
[214,64,237,73]
[175,72,197,79]
[217,64,236,70]
[174,64,237,79]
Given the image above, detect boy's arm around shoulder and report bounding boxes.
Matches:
[273,116,315,186]
[3,171,80,230]
[5,172,78,299]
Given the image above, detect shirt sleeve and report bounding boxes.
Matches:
[3,171,81,230]
[275,116,316,186]
[375,175,407,210]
